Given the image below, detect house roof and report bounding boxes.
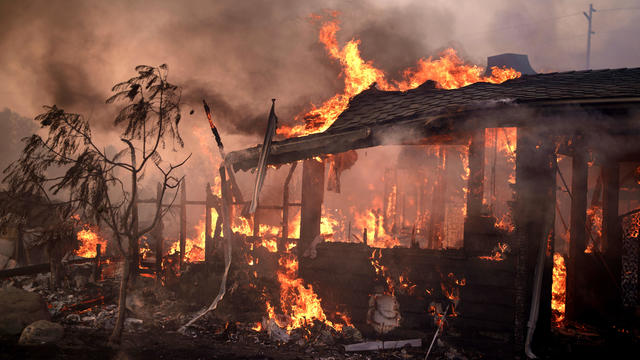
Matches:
[227,68,640,172]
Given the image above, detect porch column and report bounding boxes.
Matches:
[514,127,556,350]
[205,183,214,263]
[464,129,485,253]
[300,158,325,258]
[566,136,588,321]
[602,159,621,310]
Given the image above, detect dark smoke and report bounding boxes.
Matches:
[2,0,638,138]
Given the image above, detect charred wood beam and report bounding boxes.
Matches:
[567,135,588,322]
[514,126,556,353]
[93,244,102,281]
[253,210,259,238]
[464,128,486,253]
[428,148,447,250]
[179,181,187,269]
[227,120,469,172]
[299,159,324,261]
[205,183,213,263]
[467,129,485,218]
[0,257,102,279]
[154,182,163,276]
[281,162,298,251]
[602,159,622,309]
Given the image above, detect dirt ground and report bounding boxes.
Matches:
[1,321,639,360]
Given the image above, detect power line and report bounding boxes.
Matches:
[598,7,640,13]
[461,5,640,40]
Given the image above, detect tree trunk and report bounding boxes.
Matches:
[109,255,131,344]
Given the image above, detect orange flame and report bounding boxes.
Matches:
[551,253,566,326]
[277,16,520,138]
[478,242,510,261]
[76,225,107,258]
[586,205,602,253]
[268,253,352,332]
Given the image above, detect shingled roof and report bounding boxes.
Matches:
[227,68,640,171]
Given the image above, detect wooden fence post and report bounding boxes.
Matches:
[179,179,187,268]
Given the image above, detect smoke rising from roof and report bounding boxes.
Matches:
[1,0,638,133]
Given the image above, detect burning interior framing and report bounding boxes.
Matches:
[213,65,640,356]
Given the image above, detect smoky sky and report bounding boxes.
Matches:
[0,0,639,141]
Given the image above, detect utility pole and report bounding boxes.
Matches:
[583,3,596,69]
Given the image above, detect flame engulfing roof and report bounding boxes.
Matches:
[227,68,640,172]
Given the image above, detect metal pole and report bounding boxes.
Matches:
[425,304,449,360]
[584,4,596,69]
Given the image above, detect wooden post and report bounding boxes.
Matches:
[14,226,25,266]
[300,159,324,258]
[282,162,298,252]
[363,228,368,246]
[514,127,556,350]
[602,159,621,309]
[567,136,588,321]
[429,147,447,249]
[219,165,234,243]
[383,168,395,233]
[253,210,260,238]
[464,130,485,252]
[93,243,102,282]
[155,182,164,275]
[179,179,187,268]
[205,183,213,263]
[130,189,140,282]
[213,215,222,246]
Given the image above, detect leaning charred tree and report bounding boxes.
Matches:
[2,64,189,344]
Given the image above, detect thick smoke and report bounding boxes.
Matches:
[0,0,638,239]
[1,0,638,133]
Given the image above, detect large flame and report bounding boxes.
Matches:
[277,16,520,138]
[76,224,107,258]
[268,253,352,332]
[551,253,566,326]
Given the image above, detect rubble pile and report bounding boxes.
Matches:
[0,249,482,360]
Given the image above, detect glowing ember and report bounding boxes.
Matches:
[139,239,152,262]
[441,272,465,302]
[277,16,520,138]
[586,205,602,253]
[478,242,510,261]
[551,253,566,326]
[76,225,107,258]
[494,214,515,233]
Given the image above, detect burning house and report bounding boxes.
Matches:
[220,65,640,356]
[1,6,639,358]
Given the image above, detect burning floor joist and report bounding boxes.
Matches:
[1,7,640,360]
